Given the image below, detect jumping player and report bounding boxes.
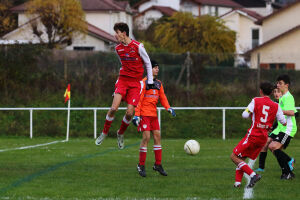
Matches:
[132,60,176,177]
[95,22,153,149]
[231,82,286,188]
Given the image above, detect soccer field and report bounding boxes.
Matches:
[0,137,299,200]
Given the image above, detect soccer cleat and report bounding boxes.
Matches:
[281,172,295,180]
[153,164,168,176]
[233,182,241,188]
[247,174,261,188]
[255,168,265,172]
[117,132,124,149]
[288,158,295,171]
[95,132,106,146]
[137,164,146,177]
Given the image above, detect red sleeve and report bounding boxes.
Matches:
[159,83,170,111]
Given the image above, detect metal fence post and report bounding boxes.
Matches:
[30,109,33,139]
[94,109,97,139]
[222,109,226,140]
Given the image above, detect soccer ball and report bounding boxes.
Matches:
[184,140,200,155]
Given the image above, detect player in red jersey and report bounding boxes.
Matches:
[231,82,286,188]
[95,22,154,149]
[132,60,176,177]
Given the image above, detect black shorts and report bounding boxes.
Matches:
[269,132,292,149]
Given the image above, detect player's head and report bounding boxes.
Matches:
[151,60,159,76]
[276,74,290,93]
[114,22,129,43]
[260,81,274,96]
[273,87,282,101]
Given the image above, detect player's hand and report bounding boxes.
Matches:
[146,83,155,90]
[132,116,140,127]
[168,108,176,117]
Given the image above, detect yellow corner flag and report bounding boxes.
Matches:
[64,84,71,103]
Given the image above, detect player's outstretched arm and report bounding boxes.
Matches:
[139,44,153,84]
[242,99,254,119]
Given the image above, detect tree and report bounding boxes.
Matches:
[26,0,87,49]
[0,0,16,37]
[154,12,236,63]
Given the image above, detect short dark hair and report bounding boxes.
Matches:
[151,60,159,68]
[113,22,129,36]
[277,74,290,85]
[260,81,275,96]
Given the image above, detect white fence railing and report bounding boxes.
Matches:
[1,107,298,140]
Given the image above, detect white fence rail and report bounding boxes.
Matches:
[2,107,298,140]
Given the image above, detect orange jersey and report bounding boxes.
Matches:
[135,77,170,117]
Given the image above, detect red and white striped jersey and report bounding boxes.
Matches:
[244,96,286,137]
[115,40,153,83]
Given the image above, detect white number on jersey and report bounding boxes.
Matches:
[260,105,270,123]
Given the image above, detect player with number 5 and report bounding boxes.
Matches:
[230,82,286,188]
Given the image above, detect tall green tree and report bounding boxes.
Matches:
[154,12,236,62]
[0,0,16,37]
[26,0,87,49]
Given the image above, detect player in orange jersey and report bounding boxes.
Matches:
[132,60,176,177]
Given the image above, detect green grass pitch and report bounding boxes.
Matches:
[0,137,299,199]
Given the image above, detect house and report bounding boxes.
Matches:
[134,6,177,30]
[133,0,243,30]
[221,8,263,66]
[245,1,300,70]
[2,0,133,51]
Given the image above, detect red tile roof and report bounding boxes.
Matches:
[244,25,300,55]
[136,5,177,17]
[221,8,263,20]
[11,0,129,12]
[87,23,117,43]
[133,0,151,8]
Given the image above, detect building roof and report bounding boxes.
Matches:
[135,5,177,17]
[232,0,266,7]
[133,0,150,8]
[11,0,129,12]
[3,17,117,44]
[221,8,263,20]
[87,23,117,43]
[256,0,300,25]
[184,0,242,8]
[244,25,300,55]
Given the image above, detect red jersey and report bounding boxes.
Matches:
[246,97,279,137]
[115,40,145,81]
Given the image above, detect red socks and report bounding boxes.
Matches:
[238,162,255,177]
[102,115,114,135]
[139,147,147,165]
[118,116,131,135]
[235,167,244,183]
[154,145,162,165]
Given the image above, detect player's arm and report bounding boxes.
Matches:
[159,83,176,117]
[276,106,287,126]
[242,99,254,118]
[134,80,146,117]
[133,81,146,127]
[283,95,296,116]
[138,44,153,84]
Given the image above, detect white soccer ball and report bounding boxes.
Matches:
[184,140,200,155]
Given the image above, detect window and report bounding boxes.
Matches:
[260,63,295,70]
[215,6,219,16]
[73,46,94,51]
[252,29,259,48]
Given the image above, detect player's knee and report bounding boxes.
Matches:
[109,107,118,114]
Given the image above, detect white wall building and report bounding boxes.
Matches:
[3,0,133,51]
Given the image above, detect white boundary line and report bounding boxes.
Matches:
[0,140,67,153]
[243,159,256,199]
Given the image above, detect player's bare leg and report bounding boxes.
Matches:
[117,104,134,149]
[95,94,122,146]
